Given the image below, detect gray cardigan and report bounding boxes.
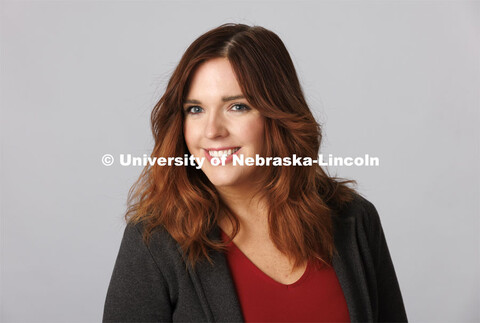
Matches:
[103,194,407,322]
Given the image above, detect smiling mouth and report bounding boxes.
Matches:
[205,147,241,158]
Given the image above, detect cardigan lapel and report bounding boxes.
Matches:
[185,225,244,323]
[332,214,374,322]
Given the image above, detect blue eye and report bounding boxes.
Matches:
[230,104,250,112]
[185,106,203,114]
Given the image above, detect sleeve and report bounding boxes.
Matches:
[103,223,173,322]
[362,199,408,322]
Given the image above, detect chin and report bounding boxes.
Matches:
[203,167,247,189]
[205,174,240,188]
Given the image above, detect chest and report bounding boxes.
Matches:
[223,231,308,285]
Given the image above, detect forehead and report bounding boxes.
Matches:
[186,58,242,98]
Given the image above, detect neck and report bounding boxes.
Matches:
[215,183,269,237]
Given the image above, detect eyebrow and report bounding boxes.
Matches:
[183,95,245,105]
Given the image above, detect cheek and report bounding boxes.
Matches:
[235,117,265,150]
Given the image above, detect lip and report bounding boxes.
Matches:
[203,147,241,164]
[205,146,240,151]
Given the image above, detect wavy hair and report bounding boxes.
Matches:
[125,23,357,270]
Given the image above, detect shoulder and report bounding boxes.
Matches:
[332,192,384,245]
[334,192,381,224]
[125,221,178,246]
[124,220,183,257]
[122,221,187,276]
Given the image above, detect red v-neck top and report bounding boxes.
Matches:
[220,229,350,322]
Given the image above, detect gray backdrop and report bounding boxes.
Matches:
[1,1,479,322]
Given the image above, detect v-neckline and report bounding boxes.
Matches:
[220,228,311,288]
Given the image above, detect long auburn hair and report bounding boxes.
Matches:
[126,23,357,271]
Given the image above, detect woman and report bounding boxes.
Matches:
[103,23,407,322]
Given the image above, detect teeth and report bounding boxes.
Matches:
[208,148,240,157]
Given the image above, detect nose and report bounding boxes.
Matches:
[204,110,228,139]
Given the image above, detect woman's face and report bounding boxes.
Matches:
[183,57,265,189]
